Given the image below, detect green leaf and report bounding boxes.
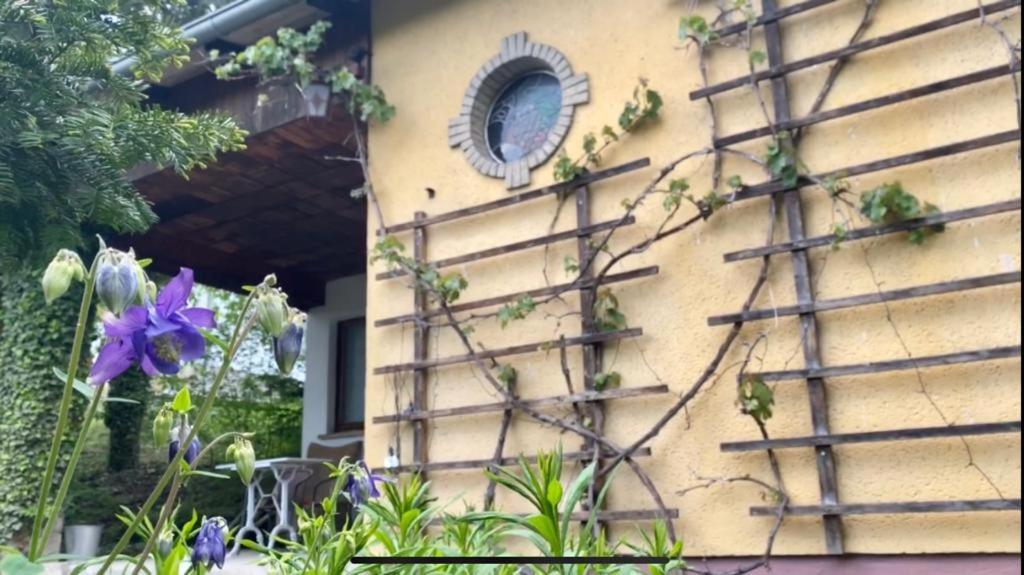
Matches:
[186,470,231,480]
[496,364,517,387]
[546,479,563,507]
[739,375,774,424]
[749,50,767,65]
[560,462,596,544]
[54,367,139,404]
[526,514,559,553]
[171,386,192,413]
[400,509,421,536]
[200,329,230,353]
[594,371,622,391]
[0,553,44,575]
[563,256,579,276]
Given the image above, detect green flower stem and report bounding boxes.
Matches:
[28,256,98,560]
[96,296,256,574]
[129,431,251,575]
[37,389,103,555]
[130,469,184,575]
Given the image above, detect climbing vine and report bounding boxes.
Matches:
[0,273,86,543]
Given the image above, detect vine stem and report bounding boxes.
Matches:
[95,297,257,575]
[28,254,99,561]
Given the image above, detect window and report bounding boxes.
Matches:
[448,32,589,189]
[486,72,563,162]
[333,318,366,432]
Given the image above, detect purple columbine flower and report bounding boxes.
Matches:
[192,517,227,570]
[273,319,304,376]
[169,436,201,465]
[88,268,215,386]
[344,461,393,507]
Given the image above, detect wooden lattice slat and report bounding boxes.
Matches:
[376,216,635,280]
[762,0,845,552]
[750,499,1021,516]
[375,266,659,327]
[692,0,1021,100]
[708,271,1021,326]
[755,345,1021,382]
[730,130,1020,203]
[390,447,653,474]
[374,328,642,375]
[373,385,670,424]
[722,421,1021,452]
[713,0,838,38]
[715,62,1021,148]
[382,158,650,233]
[723,198,1021,262]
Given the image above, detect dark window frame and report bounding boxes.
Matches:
[333,317,365,433]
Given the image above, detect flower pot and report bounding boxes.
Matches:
[64,524,103,558]
[302,82,331,117]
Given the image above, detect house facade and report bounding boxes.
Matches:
[129,0,1020,570]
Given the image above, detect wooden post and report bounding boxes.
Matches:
[412,212,430,475]
[575,185,606,527]
[761,0,844,554]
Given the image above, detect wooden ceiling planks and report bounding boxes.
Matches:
[127,109,367,308]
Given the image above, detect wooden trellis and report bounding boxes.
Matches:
[369,0,1020,548]
[372,158,679,522]
[704,0,1023,555]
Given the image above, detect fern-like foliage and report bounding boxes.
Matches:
[0,0,246,266]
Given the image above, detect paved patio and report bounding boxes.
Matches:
[42,551,269,574]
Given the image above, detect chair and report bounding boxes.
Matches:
[294,440,363,517]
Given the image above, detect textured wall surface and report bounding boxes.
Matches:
[365,0,1021,555]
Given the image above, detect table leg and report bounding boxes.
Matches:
[230,473,265,556]
[268,466,300,546]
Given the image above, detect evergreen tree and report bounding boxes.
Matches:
[0,0,246,265]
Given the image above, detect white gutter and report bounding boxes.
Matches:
[111,0,306,77]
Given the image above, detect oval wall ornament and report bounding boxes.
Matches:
[448,32,590,190]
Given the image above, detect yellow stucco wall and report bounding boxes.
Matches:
[365,0,1021,555]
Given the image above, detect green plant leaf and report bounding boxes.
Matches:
[200,329,230,353]
[54,367,139,404]
[0,553,44,575]
[171,386,192,413]
[526,513,560,554]
[546,479,563,508]
[559,461,596,544]
[186,470,231,480]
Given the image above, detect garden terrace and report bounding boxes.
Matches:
[116,0,370,309]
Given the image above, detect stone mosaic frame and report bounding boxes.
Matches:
[448,32,590,190]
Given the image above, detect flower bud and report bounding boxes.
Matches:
[255,288,289,337]
[156,528,174,557]
[95,249,139,315]
[273,310,305,375]
[153,407,173,448]
[168,426,201,465]
[226,437,256,485]
[41,249,86,304]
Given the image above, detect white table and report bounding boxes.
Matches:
[216,457,327,555]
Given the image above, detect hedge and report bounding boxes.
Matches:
[0,271,86,545]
